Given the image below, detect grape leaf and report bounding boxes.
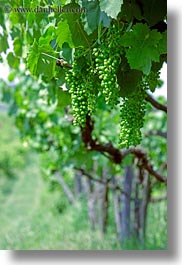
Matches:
[67,19,90,48]
[158,31,167,55]
[36,55,55,81]
[0,34,9,53]
[0,12,6,29]
[13,37,23,57]
[117,70,142,97]
[140,0,167,26]
[9,12,24,25]
[57,90,71,108]
[56,20,74,49]
[120,0,142,22]
[57,3,90,48]
[61,42,73,63]
[27,40,39,76]
[81,0,110,35]
[27,38,56,80]
[121,24,162,75]
[99,0,123,19]
[99,11,111,28]
[7,52,20,69]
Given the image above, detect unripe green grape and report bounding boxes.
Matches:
[65,51,98,127]
[92,45,119,107]
[65,66,88,126]
[119,86,146,149]
[144,70,161,92]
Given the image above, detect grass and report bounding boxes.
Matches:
[0,173,167,250]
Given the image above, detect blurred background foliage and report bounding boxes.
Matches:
[0,0,167,250]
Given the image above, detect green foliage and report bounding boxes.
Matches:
[13,37,23,57]
[99,0,123,19]
[0,0,166,148]
[57,2,91,48]
[81,0,111,35]
[27,39,56,80]
[0,147,167,251]
[146,201,167,249]
[120,0,142,22]
[0,112,28,179]
[0,0,167,250]
[7,52,20,69]
[0,33,9,53]
[118,69,142,97]
[56,20,75,48]
[140,0,167,26]
[120,23,166,75]
[0,0,167,152]
[142,98,167,172]
[0,167,167,249]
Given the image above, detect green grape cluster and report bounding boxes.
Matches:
[86,79,97,113]
[65,55,97,127]
[65,24,123,126]
[91,24,122,106]
[145,70,160,92]
[119,86,146,149]
[65,71,87,126]
[92,47,119,106]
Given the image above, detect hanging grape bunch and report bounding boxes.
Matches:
[119,85,146,148]
[65,50,97,127]
[144,70,161,92]
[65,56,88,126]
[92,46,119,106]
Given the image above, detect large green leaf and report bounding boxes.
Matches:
[120,0,142,22]
[26,40,40,76]
[121,24,162,75]
[56,20,74,49]
[57,90,71,108]
[117,70,142,97]
[81,0,110,35]
[27,38,56,80]
[67,19,91,48]
[99,0,123,19]
[36,55,56,80]
[57,3,90,48]
[62,42,73,63]
[140,0,167,26]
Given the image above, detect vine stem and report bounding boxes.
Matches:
[41,52,58,61]
[81,115,167,184]
[145,92,167,113]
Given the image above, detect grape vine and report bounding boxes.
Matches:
[63,21,165,149]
